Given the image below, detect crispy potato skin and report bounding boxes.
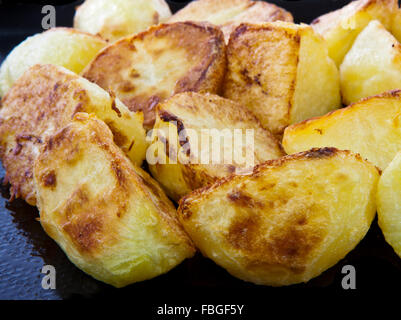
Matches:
[168,0,293,41]
[148,92,284,201]
[311,0,397,66]
[340,20,401,105]
[82,22,226,129]
[74,0,172,42]
[223,22,340,137]
[0,64,147,205]
[178,148,379,286]
[283,90,401,170]
[377,151,401,259]
[0,28,106,97]
[34,113,194,287]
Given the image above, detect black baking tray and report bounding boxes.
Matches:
[0,0,400,303]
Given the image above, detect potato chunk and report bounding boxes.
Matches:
[311,0,397,66]
[178,148,379,286]
[82,22,226,129]
[377,151,401,259]
[74,0,172,42]
[223,22,341,137]
[168,0,293,41]
[34,113,194,287]
[340,20,401,105]
[0,28,106,97]
[0,64,147,205]
[148,92,284,201]
[283,90,401,170]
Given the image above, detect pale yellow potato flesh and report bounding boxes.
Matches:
[223,22,341,137]
[311,0,397,66]
[0,28,106,97]
[178,148,379,286]
[0,64,147,205]
[283,91,401,170]
[340,20,401,105]
[74,0,172,42]
[377,150,401,259]
[148,92,284,201]
[34,113,195,288]
[168,0,293,41]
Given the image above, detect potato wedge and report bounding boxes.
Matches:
[0,28,106,97]
[223,22,341,137]
[377,150,401,259]
[82,22,226,129]
[148,92,284,201]
[0,64,147,205]
[74,0,172,42]
[178,148,379,286]
[340,20,401,105]
[311,0,397,66]
[34,113,194,288]
[168,0,293,41]
[283,90,401,170]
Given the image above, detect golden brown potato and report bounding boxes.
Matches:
[0,28,106,97]
[340,20,401,105]
[391,8,401,42]
[148,92,284,201]
[223,22,341,137]
[82,22,226,129]
[377,150,401,259]
[311,0,397,66]
[0,64,147,205]
[34,113,195,288]
[283,90,401,170]
[178,148,379,286]
[74,0,172,42]
[168,0,293,41]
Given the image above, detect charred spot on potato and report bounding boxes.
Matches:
[41,170,57,188]
[227,190,264,208]
[128,139,135,152]
[232,24,249,40]
[111,99,122,117]
[305,147,337,159]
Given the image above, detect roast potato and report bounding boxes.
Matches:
[0,28,106,97]
[74,0,172,43]
[148,92,284,201]
[377,150,401,259]
[223,22,341,137]
[0,64,147,205]
[178,148,379,286]
[340,20,401,105]
[34,113,195,288]
[168,0,293,41]
[82,22,226,129]
[283,90,401,170]
[311,0,397,66]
